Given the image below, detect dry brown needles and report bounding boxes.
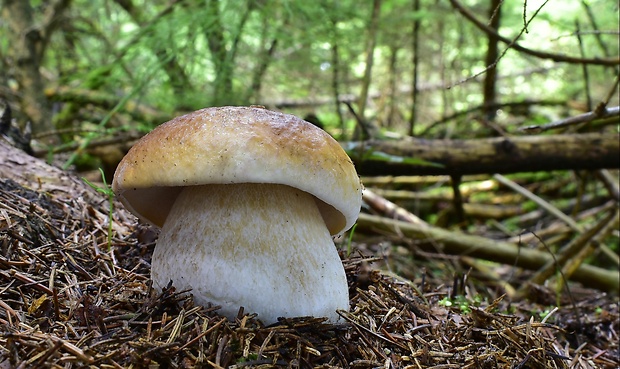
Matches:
[0,178,618,368]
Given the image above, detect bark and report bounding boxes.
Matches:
[0,138,134,243]
[0,139,101,207]
[7,0,70,136]
[349,132,620,176]
[482,0,502,121]
[1,0,67,138]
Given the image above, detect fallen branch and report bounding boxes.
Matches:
[516,209,619,297]
[348,132,619,176]
[355,213,619,292]
[362,188,428,226]
[521,106,620,133]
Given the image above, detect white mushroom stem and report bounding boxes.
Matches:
[152,183,349,324]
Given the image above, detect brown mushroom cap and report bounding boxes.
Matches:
[112,106,362,235]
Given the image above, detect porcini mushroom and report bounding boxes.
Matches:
[112,106,362,324]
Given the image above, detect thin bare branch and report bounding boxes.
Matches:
[449,0,620,66]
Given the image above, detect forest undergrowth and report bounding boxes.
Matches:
[0,143,617,368]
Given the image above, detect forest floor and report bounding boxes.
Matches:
[0,170,618,368]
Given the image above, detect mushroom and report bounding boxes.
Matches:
[112,106,362,324]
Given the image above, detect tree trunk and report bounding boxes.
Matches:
[2,0,54,138]
[204,0,254,106]
[357,0,382,118]
[244,7,285,103]
[386,44,399,129]
[328,19,345,136]
[204,0,233,105]
[408,0,421,135]
[482,0,502,121]
[580,0,619,75]
[245,36,278,103]
[349,133,620,176]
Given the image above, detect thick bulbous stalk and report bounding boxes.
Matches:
[152,183,349,324]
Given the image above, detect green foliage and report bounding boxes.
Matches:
[1,0,617,140]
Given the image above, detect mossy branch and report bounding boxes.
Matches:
[355,213,619,293]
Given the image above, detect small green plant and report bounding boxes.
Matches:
[538,308,553,320]
[236,354,259,364]
[438,294,483,314]
[83,168,115,250]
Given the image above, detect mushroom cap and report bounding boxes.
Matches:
[112,106,362,235]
